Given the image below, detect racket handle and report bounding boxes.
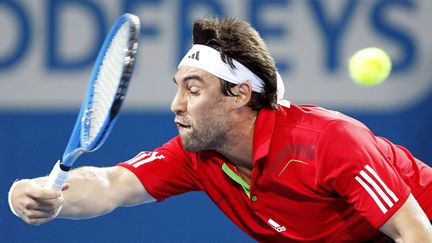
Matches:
[45,160,70,191]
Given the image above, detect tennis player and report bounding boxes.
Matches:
[9,17,432,242]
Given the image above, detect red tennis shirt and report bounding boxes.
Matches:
[118,104,432,242]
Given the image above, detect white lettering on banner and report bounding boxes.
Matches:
[0,0,431,112]
[125,152,165,168]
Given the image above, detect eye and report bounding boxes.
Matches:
[189,86,200,94]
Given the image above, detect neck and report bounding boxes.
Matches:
[217,109,256,172]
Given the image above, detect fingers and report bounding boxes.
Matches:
[61,183,70,191]
[19,195,64,225]
[26,196,64,212]
[22,209,57,225]
[30,180,62,199]
[11,179,65,225]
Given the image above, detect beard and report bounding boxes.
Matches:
[179,101,233,152]
[181,118,230,152]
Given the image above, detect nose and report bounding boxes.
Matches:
[170,90,186,114]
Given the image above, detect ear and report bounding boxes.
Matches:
[232,82,253,108]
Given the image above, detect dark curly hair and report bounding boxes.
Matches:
[191,17,278,110]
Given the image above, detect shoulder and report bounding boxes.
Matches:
[274,103,370,137]
[272,104,378,167]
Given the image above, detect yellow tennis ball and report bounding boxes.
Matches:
[349,47,392,86]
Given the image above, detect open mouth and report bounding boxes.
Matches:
[175,120,191,129]
[177,123,191,129]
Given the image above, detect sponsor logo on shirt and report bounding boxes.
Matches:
[267,218,286,232]
[355,164,399,214]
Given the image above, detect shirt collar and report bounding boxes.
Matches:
[253,108,276,163]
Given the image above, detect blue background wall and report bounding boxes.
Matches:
[1,0,432,242]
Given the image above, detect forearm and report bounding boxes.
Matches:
[9,165,152,224]
[56,166,121,219]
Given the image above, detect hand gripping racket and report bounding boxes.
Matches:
[45,14,140,190]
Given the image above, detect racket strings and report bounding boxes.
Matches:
[87,22,130,144]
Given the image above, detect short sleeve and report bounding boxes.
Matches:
[316,120,410,228]
[118,136,201,201]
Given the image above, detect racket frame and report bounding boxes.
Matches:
[45,13,140,190]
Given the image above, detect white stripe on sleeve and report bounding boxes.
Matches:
[355,175,388,214]
[365,165,399,202]
[359,170,394,208]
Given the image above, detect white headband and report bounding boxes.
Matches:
[178,44,286,102]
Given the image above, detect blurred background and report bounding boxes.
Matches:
[1,0,431,242]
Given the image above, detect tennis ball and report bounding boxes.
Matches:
[349,47,392,86]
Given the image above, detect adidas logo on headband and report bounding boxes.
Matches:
[188,51,200,60]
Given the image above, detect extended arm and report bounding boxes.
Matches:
[9,166,155,225]
[380,194,432,242]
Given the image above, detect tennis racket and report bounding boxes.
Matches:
[44,13,140,190]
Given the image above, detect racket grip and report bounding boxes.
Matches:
[45,160,70,191]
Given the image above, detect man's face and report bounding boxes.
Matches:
[171,66,235,152]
